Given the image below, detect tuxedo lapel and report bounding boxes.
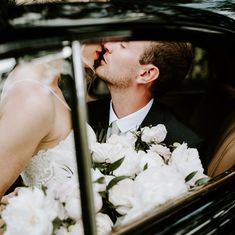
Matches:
[141,100,165,127]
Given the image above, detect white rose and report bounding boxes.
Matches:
[141,124,167,143]
[2,187,54,235]
[91,142,124,163]
[134,166,188,211]
[96,213,113,235]
[108,178,136,215]
[171,143,207,185]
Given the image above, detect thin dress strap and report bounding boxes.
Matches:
[2,79,71,111]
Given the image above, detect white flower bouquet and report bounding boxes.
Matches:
[0,124,210,234]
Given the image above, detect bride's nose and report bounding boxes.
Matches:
[103,42,115,53]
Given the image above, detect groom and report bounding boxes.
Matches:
[87,40,205,156]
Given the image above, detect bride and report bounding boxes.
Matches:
[0,44,102,200]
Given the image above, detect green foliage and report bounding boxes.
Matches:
[134,131,150,152]
[195,177,211,186]
[185,171,198,182]
[99,175,129,224]
[107,176,129,191]
[92,157,125,175]
[52,217,76,235]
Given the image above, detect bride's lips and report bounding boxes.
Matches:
[94,48,107,68]
[95,51,101,60]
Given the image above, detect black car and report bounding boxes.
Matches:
[0,1,234,235]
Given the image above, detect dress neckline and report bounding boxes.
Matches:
[33,130,74,158]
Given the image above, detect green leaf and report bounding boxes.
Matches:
[107,157,125,172]
[195,177,211,186]
[134,131,150,152]
[93,161,108,170]
[95,177,105,184]
[143,163,148,171]
[107,176,129,190]
[52,217,63,234]
[61,165,73,175]
[41,185,48,195]
[99,191,107,198]
[185,171,198,182]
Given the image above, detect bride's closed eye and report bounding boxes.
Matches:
[120,42,127,48]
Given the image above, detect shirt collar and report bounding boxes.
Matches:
[109,98,154,133]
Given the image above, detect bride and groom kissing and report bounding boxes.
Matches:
[0,40,204,203]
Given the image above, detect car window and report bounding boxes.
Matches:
[0,37,234,235]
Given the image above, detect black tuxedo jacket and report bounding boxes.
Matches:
[87,97,205,149]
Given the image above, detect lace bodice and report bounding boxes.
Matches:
[21,131,77,188]
[20,124,97,188]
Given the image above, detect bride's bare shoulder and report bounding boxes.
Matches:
[0,78,54,124]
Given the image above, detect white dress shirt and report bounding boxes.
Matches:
[107,99,154,138]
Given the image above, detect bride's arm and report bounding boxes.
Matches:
[0,82,53,199]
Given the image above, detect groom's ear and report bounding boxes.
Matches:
[137,64,159,84]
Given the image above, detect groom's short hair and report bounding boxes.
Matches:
[139,41,194,96]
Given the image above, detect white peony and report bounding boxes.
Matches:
[56,220,84,235]
[96,213,113,235]
[93,191,103,213]
[104,175,115,186]
[107,132,136,148]
[149,144,171,161]
[134,166,188,211]
[67,221,84,235]
[113,149,141,178]
[117,205,146,226]
[171,143,208,185]
[91,142,125,163]
[141,124,167,143]
[108,178,136,215]
[87,123,97,149]
[91,168,106,192]
[2,187,54,235]
[138,151,165,170]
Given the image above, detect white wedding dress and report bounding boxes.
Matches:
[21,131,77,188]
[1,78,96,188]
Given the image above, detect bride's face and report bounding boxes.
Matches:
[81,44,102,69]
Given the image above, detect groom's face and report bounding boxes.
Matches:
[95,41,149,88]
